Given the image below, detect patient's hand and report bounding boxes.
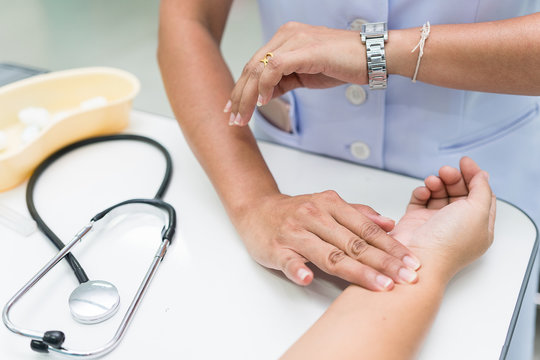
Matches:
[390,157,496,281]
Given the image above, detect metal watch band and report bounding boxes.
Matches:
[365,37,387,90]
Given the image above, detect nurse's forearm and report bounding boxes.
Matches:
[387,12,540,95]
[157,1,280,219]
[158,1,425,289]
[281,267,447,360]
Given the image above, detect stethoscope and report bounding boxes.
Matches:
[2,134,176,358]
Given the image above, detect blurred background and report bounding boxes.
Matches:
[1,1,539,358]
[0,0,261,118]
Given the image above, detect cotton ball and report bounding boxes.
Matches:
[80,96,108,110]
[21,125,41,144]
[18,107,51,129]
[0,131,7,151]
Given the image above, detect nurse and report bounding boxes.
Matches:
[158,1,539,358]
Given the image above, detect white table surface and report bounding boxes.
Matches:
[0,110,537,359]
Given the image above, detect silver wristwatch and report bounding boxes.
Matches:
[360,22,388,90]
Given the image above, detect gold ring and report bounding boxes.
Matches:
[259,52,274,67]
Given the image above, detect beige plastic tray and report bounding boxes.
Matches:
[0,67,140,192]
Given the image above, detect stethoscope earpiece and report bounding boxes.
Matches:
[30,330,66,353]
[31,339,50,353]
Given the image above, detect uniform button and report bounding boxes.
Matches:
[348,18,369,31]
[350,141,371,160]
[345,84,367,105]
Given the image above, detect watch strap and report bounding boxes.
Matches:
[365,37,387,90]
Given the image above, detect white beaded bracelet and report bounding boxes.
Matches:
[411,21,431,83]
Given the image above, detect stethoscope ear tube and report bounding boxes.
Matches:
[91,198,176,243]
[25,134,174,285]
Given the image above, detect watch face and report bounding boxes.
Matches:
[363,22,386,35]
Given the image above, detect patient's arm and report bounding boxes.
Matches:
[281,157,496,360]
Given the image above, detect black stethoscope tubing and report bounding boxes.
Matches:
[25,134,173,284]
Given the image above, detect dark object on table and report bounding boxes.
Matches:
[0,63,48,87]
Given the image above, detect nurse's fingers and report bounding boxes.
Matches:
[306,216,418,284]
[228,66,256,125]
[349,203,395,232]
[225,29,291,122]
[232,35,315,124]
[328,197,421,271]
[257,50,326,105]
[279,249,314,286]
[233,66,264,126]
[297,234,395,291]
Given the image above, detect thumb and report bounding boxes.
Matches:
[280,250,313,286]
[467,171,493,211]
[350,204,395,232]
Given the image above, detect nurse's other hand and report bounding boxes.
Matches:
[224,22,366,126]
[390,157,496,282]
[234,190,421,290]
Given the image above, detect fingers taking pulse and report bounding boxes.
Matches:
[247,191,422,291]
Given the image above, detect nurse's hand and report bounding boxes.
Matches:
[234,190,421,290]
[390,157,496,281]
[223,22,367,126]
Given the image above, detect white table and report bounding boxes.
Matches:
[0,111,537,359]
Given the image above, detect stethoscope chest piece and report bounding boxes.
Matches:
[68,280,120,324]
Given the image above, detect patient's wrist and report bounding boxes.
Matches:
[407,247,456,286]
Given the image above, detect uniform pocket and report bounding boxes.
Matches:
[439,103,539,153]
[253,92,300,146]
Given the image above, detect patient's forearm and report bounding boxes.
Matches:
[281,268,448,360]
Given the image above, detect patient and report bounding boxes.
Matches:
[281,157,496,359]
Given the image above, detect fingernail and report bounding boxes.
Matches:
[223,100,232,113]
[229,113,236,126]
[379,215,394,223]
[376,275,393,290]
[403,255,421,270]
[256,95,263,107]
[233,113,242,126]
[297,268,311,282]
[399,267,418,284]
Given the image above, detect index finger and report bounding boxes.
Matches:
[225,29,291,116]
[329,199,421,270]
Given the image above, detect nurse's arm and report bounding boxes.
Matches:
[157,0,420,289]
[281,158,496,360]
[229,13,540,123]
[387,12,540,95]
